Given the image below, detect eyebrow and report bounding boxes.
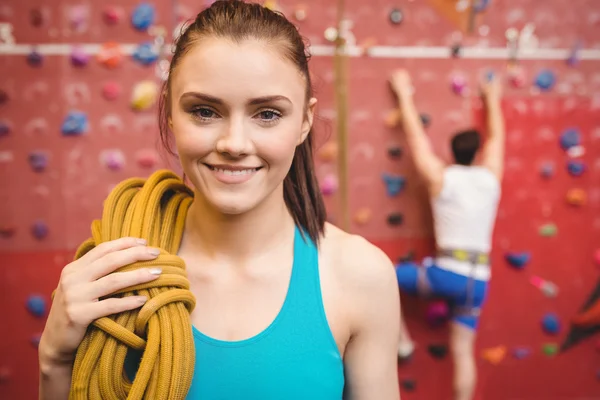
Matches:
[180,92,292,106]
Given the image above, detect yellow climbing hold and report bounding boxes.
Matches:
[353,208,372,225]
[481,346,507,365]
[131,80,159,111]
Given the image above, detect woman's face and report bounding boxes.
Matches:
[170,37,316,215]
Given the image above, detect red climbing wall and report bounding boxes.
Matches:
[1,0,600,399]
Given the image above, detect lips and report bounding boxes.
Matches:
[203,163,263,183]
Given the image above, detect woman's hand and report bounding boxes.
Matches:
[389,69,414,99]
[39,237,163,366]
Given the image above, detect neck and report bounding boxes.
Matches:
[182,186,295,262]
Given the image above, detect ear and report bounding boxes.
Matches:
[298,97,317,145]
[168,117,173,129]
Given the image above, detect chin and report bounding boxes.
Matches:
[207,193,261,216]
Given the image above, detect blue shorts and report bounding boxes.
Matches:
[395,261,489,330]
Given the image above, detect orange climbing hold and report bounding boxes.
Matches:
[385,109,402,128]
[481,346,507,365]
[566,188,586,206]
[317,141,338,163]
[97,42,122,68]
[353,208,372,225]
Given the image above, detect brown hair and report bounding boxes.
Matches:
[158,0,326,244]
[451,129,481,166]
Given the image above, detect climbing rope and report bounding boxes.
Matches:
[67,169,196,399]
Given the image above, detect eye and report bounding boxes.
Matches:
[256,109,282,123]
[193,107,216,119]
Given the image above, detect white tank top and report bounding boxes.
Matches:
[432,165,501,254]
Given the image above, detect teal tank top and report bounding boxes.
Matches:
[186,225,345,399]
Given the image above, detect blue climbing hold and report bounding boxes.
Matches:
[27,51,43,67]
[382,173,406,197]
[27,295,46,318]
[473,0,491,12]
[505,252,530,269]
[542,313,561,335]
[31,220,49,240]
[61,111,88,136]
[559,128,581,150]
[535,69,556,91]
[131,3,155,31]
[132,42,159,66]
[540,162,554,179]
[567,160,585,177]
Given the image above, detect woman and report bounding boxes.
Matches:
[38,1,404,399]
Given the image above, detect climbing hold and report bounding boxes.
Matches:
[559,128,581,150]
[427,344,448,359]
[387,146,402,159]
[594,249,600,267]
[317,141,338,162]
[539,223,557,237]
[512,347,531,359]
[293,5,307,22]
[451,43,462,58]
[68,5,88,30]
[540,162,554,179]
[507,65,526,88]
[387,213,404,226]
[131,3,155,31]
[566,145,585,158]
[567,160,585,177]
[31,220,48,240]
[101,150,126,171]
[320,174,338,196]
[426,301,449,328]
[132,42,159,66]
[27,51,43,67]
[102,81,121,101]
[450,74,467,96]
[0,225,16,238]
[0,90,8,105]
[534,69,556,91]
[530,276,559,298]
[29,151,49,172]
[419,113,431,128]
[61,111,88,136]
[324,27,338,42]
[481,346,506,365]
[389,8,403,25]
[70,46,90,67]
[131,81,159,111]
[0,121,10,137]
[473,0,491,12]
[31,333,42,348]
[382,173,406,197]
[30,8,45,27]
[542,343,558,356]
[505,252,530,269]
[400,378,416,392]
[0,366,11,383]
[103,6,121,25]
[97,42,122,68]
[353,208,372,225]
[26,295,47,317]
[542,313,561,335]
[566,40,582,67]
[566,188,586,206]
[135,149,159,169]
[385,109,401,128]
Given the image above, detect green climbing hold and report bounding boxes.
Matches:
[539,223,558,237]
[542,343,558,356]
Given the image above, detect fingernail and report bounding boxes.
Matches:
[137,296,148,304]
[149,268,162,275]
[148,248,160,256]
[136,238,147,245]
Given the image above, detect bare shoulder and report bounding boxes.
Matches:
[320,223,397,300]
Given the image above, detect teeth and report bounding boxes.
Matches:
[212,167,257,175]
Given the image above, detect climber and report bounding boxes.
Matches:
[391,69,505,400]
[38,1,403,399]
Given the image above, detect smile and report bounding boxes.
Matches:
[203,163,263,184]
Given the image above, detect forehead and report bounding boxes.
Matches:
[171,37,306,99]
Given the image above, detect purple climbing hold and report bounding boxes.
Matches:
[540,162,554,179]
[560,128,581,151]
[27,51,43,67]
[0,121,10,137]
[505,252,530,269]
[542,313,561,335]
[473,0,491,12]
[567,160,585,177]
[31,220,48,240]
[26,295,46,317]
[426,301,449,328]
[512,347,531,359]
[29,151,48,172]
[70,46,90,67]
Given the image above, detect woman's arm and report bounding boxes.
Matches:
[38,345,72,400]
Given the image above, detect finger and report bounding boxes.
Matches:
[77,237,149,266]
[85,296,148,322]
[89,268,162,299]
[84,245,161,281]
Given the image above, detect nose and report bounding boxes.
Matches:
[215,118,252,157]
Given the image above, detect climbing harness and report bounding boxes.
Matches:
[59,170,197,399]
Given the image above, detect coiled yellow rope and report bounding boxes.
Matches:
[68,169,196,399]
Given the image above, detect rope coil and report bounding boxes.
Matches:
[67,170,196,399]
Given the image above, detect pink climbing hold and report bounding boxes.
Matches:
[103,6,121,25]
[102,82,121,101]
[320,174,338,196]
[426,301,449,328]
[135,149,159,169]
[508,66,526,88]
[451,74,468,95]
